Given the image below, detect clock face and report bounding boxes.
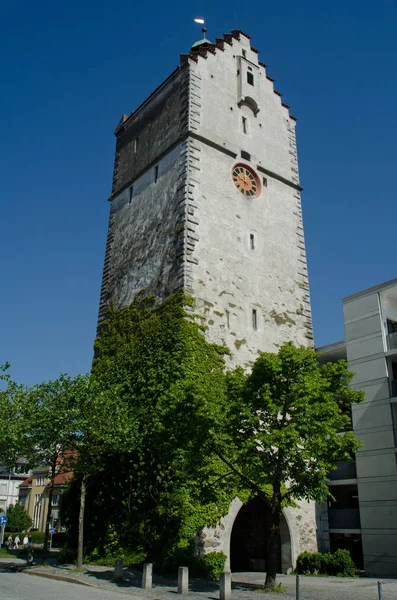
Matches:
[232,164,261,198]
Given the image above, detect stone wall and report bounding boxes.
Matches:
[98,29,318,565]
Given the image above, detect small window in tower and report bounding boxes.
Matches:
[154,165,159,183]
[242,117,247,134]
[252,309,258,330]
[129,186,133,204]
[225,309,230,329]
[242,49,247,59]
[250,233,255,250]
[241,150,251,161]
[133,137,139,153]
[247,71,254,86]
[263,177,268,187]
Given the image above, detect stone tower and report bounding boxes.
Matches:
[99,29,317,569]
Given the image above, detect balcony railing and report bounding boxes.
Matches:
[390,379,397,399]
[329,460,357,481]
[387,332,397,351]
[328,508,361,529]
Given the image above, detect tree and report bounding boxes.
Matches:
[5,503,32,532]
[212,343,364,589]
[64,378,138,569]
[0,368,137,566]
[0,373,87,558]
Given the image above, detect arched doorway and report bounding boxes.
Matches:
[230,497,292,573]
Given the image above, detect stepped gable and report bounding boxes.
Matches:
[181,31,296,121]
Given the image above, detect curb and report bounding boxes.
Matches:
[24,570,95,587]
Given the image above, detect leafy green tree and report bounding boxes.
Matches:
[0,368,137,567]
[5,503,32,532]
[0,373,88,557]
[64,378,138,569]
[212,343,364,589]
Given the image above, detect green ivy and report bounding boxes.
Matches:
[62,291,244,567]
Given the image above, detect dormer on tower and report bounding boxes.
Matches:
[237,52,260,115]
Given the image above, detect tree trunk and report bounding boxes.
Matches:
[43,456,57,564]
[77,476,87,570]
[265,482,282,590]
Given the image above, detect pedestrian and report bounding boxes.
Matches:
[14,534,20,549]
[28,534,32,550]
[23,535,29,549]
[7,534,13,549]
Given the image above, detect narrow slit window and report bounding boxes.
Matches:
[225,309,230,329]
[247,71,254,86]
[154,165,159,183]
[129,186,133,204]
[252,309,258,330]
[241,150,251,161]
[263,177,268,187]
[242,49,247,59]
[134,137,139,153]
[250,233,255,249]
[242,117,247,134]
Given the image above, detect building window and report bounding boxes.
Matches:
[133,137,139,153]
[242,49,247,59]
[263,177,268,187]
[252,309,258,330]
[33,494,42,529]
[241,150,251,161]
[225,309,230,329]
[250,233,255,250]
[242,117,247,134]
[36,477,44,486]
[154,165,159,183]
[247,71,254,86]
[129,186,133,204]
[52,494,59,506]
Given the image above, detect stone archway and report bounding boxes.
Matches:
[197,497,315,572]
[229,497,292,573]
[219,498,294,573]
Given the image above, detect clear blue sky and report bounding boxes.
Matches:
[1,0,396,385]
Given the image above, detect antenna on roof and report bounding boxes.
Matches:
[194,17,206,38]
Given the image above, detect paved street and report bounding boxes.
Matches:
[2,564,397,600]
[1,572,132,600]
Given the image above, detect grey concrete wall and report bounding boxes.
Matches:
[343,290,397,577]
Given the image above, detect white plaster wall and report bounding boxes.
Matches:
[192,36,294,183]
[189,142,310,369]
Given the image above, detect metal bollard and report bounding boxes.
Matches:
[142,562,153,589]
[178,566,189,594]
[220,571,232,600]
[296,574,300,600]
[378,581,383,600]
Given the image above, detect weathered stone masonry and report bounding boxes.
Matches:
[97,29,317,570]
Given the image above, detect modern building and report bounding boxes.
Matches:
[98,29,317,571]
[317,277,397,577]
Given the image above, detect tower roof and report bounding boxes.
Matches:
[191,37,212,49]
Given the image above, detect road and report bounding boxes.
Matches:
[0,572,127,600]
